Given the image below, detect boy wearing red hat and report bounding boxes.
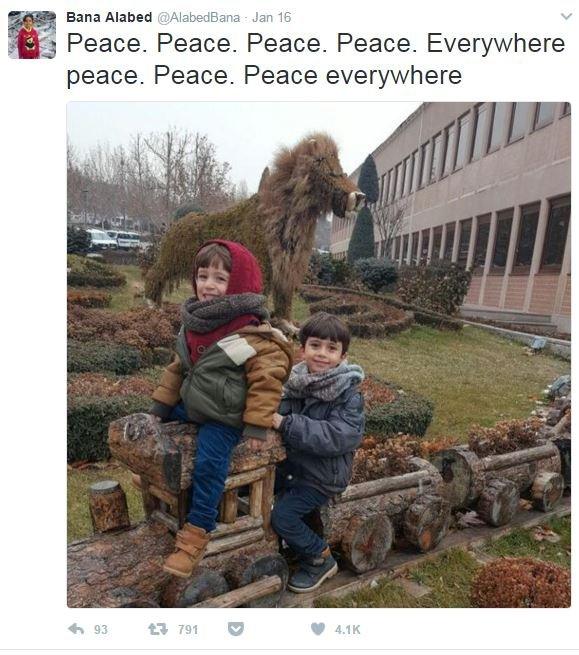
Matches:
[150,240,293,577]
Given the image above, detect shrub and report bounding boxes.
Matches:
[67,226,91,254]
[306,252,352,286]
[468,418,542,457]
[67,254,126,288]
[362,377,434,438]
[67,340,144,374]
[471,558,570,607]
[67,373,156,398]
[352,257,398,293]
[67,289,112,309]
[347,206,375,263]
[67,395,150,462]
[397,261,472,315]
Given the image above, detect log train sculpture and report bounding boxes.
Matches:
[67,409,568,608]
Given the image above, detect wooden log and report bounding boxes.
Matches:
[206,527,264,555]
[108,413,286,493]
[480,442,559,471]
[476,478,519,527]
[161,569,230,608]
[261,466,276,534]
[551,437,571,488]
[224,467,267,491]
[193,575,283,608]
[403,494,450,552]
[224,553,289,607]
[220,490,238,524]
[531,471,564,512]
[68,519,278,608]
[213,515,263,538]
[431,446,485,509]
[339,469,433,503]
[250,479,264,518]
[89,481,130,534]
[340,514,393,573]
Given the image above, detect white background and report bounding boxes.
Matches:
[2,0,577,651]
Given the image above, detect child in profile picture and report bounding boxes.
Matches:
[18,13,40,59]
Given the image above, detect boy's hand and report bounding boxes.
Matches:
[272,413,284,430]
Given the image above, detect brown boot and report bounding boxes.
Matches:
[162,524,211,578]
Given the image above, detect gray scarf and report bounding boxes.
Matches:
[181,293,269,333]
[283,361,365,401]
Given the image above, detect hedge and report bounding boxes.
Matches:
[67,340,145,374]
[67,395,150,462]
[365,384,434,438]
[352,257,398,293]
[67,289,112,308]
[67,254,126,288]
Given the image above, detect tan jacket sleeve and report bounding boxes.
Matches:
[243,341,291,440]
[151,354,184,410]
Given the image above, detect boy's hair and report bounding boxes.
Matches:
[299,312,351,354]
[194,243,232,274]
[23,13,34,21]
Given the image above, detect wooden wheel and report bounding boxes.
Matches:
[341,513,393,573]
[403,494,450,552]
[225,553,288,608]
[431,447,484,509]
[531,471,564,512]
[477,478,519,527]
[161,568,229,608]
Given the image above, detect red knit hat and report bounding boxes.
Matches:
[193,239,263,296]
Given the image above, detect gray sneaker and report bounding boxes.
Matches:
[287,553,338,593]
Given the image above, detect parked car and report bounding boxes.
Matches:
[108,230,141,250]
[87,229,117,251]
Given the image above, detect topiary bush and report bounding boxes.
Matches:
[67,340,144,374]
[67,226,91,254]
[471,557,570,608]
[67,255,126,288]
[67,395,150,462]
[397,261,472,315]
[67,289,112,309]
[352,257,398,293]
[347,206,375,263]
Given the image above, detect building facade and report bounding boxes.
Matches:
[331,102,571,332]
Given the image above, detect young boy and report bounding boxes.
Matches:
[17,14,40,59]
[150,240,293,578]
[271,312,365,593]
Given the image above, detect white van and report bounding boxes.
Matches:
[87,229,117,251]
[109,231,141,249]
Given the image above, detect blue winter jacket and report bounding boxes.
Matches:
[277,384,365,497]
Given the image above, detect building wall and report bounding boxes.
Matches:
[331,102,571,331]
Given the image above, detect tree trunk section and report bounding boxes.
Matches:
[476,478,519,527]
[431,446,485,509]
[89,481,130,534]
[340,514,393,573]
[531,471,564,512]
[403,494,451,552]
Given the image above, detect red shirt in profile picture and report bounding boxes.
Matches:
[18,13,40,59]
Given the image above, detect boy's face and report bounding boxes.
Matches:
[23,17,33,29]
[301,337,346,374]
[195,262,230,301]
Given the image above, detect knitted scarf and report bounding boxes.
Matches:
[283,361,365,402]
[181,293,269,333]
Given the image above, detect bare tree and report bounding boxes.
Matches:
[372,200,406,258]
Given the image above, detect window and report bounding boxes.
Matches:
[473,215,491,272]
[430,133,442,182]
[420,229,430,262]
[443,223,455,260]
[420,142,430,187]
[402,234,409,262]
[471,104,489,160]
[454,113,470,169]
[541,196,570,270]
[411,150,420,191]
[388,168,396,202]
[411,231,419,264]
[432,226,443,260]
[508,102,532,143]
[514,203,540,268]
[403,156,413,196]
[394,236,401,261]
[395,162,404,199]
[488,103,508,151]
[491,210,513,270]
[442,123,456,176]
[457,218,472,269]
[379,173,387,204]
[534,103,556,129]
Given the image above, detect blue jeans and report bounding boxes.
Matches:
[168,404,242,532]
[271,483,329,559]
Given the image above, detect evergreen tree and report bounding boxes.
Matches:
[347,206,375,263]
[357,154,379,204]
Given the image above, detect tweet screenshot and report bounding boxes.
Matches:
[3,0,576,652]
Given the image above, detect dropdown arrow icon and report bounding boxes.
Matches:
[561,12,573,19]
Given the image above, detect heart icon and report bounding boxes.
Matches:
[311,622,325,636]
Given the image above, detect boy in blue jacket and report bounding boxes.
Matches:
[271,312,365,593]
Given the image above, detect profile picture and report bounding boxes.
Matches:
[8,10,55,59]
